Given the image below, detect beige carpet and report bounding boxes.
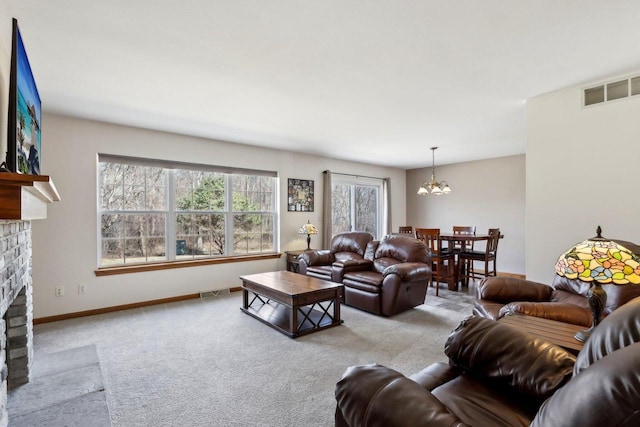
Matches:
[23,285,474,426]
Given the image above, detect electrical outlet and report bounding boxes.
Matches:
[55,286,64,297]
[78,284,86,294]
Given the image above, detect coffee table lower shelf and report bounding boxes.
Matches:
[241,300,339,338]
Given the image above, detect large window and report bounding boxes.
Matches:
[331,176,382,238]
[98,155,277,267]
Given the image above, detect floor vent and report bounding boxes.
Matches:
[199,289,230,298]
[584,74,640,107]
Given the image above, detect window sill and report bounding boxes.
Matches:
[95,253,282,276]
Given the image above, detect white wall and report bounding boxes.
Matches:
[0,5,11,159]
[31,114,406,318]
[406,154,526,276]
[526,83,640,283]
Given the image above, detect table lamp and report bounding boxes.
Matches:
[555,226,640,342]
[298,220,318,251]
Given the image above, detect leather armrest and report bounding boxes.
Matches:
[300,250,334,266]
[409,362,461,391]
[445,316,575,400]
[477,277,553,303]
[333,258,372,270]
[532,344,640,427]
[383,262,430,281]
[499,302,592,326]
[335,364,467,427]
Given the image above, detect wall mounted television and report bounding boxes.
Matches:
[6,18,41,175]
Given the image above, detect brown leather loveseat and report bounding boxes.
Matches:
[299,232,374,283]
[300,233,431,316]
[474,273,640,327]
[474,239,640,327]
[335,296,640,426]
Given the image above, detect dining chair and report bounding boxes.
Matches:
[452,225,476,251]
[398,226,414,237]
[415,228,454,296]
[458,228,501,285]
[451,226,477,288]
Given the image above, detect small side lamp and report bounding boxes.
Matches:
[298,220,318,251]
[555,226,640,342]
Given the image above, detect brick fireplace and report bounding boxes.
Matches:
[0,173,59,427]
[0,220,34,426]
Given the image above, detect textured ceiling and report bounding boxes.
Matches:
[5,0,640,168]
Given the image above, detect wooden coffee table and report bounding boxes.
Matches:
[499,313,585,354]
[240,270,343,338]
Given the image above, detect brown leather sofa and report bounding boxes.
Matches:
[335,296,640,426]
[299,232,374,282]
[474,273,640,327]
[300,233,432,316]
[473,239,640,327]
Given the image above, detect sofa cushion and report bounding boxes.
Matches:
[445,316,575,401]
[364,240,379,261]
[335,252,364,263]
[551,275,591,297]
[331,232,373,257]
[343,271,383,289]
[300,249,334,266]
[477,277,553,303]
[531,344,640,427]
[574,296,640,375]
[432,375,538,427]
[307,265,332,277]
[375,234,428,264]
[373,257,401,274]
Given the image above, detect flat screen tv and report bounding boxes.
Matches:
[6,18,41,175]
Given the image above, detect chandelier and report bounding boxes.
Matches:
[417,147,451,196]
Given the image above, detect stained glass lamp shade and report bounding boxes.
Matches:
[298,221,318,250]
[555,226,640,342]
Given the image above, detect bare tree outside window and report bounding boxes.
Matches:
[331,182,379,237]
[355,186,378,235]
[100,163,166,265]
[332,183,351,234]
[98,159,277,267]
[233,175,275,254]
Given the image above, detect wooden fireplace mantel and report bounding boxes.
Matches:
[0,172,61,220]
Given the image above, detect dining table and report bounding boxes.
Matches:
[437,233,504,291]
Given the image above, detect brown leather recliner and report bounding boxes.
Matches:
[299,232,374,282]
[335,296,640,426]
[341,234,431,316]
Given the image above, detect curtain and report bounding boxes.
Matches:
[322,170,332,248]
[382,177,391,236]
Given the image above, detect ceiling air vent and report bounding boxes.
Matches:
[584,75,640,106]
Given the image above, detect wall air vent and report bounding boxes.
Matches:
[584,75,640,106]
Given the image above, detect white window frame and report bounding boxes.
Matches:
[97,154,279,268]
[331,175,383,239]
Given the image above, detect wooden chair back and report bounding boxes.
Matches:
[415,228,444,253]
[487,228,501,254]
[398,226,414,237]
[458,227,501,285]
[415,227,453,296]
[453,225,476,251]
